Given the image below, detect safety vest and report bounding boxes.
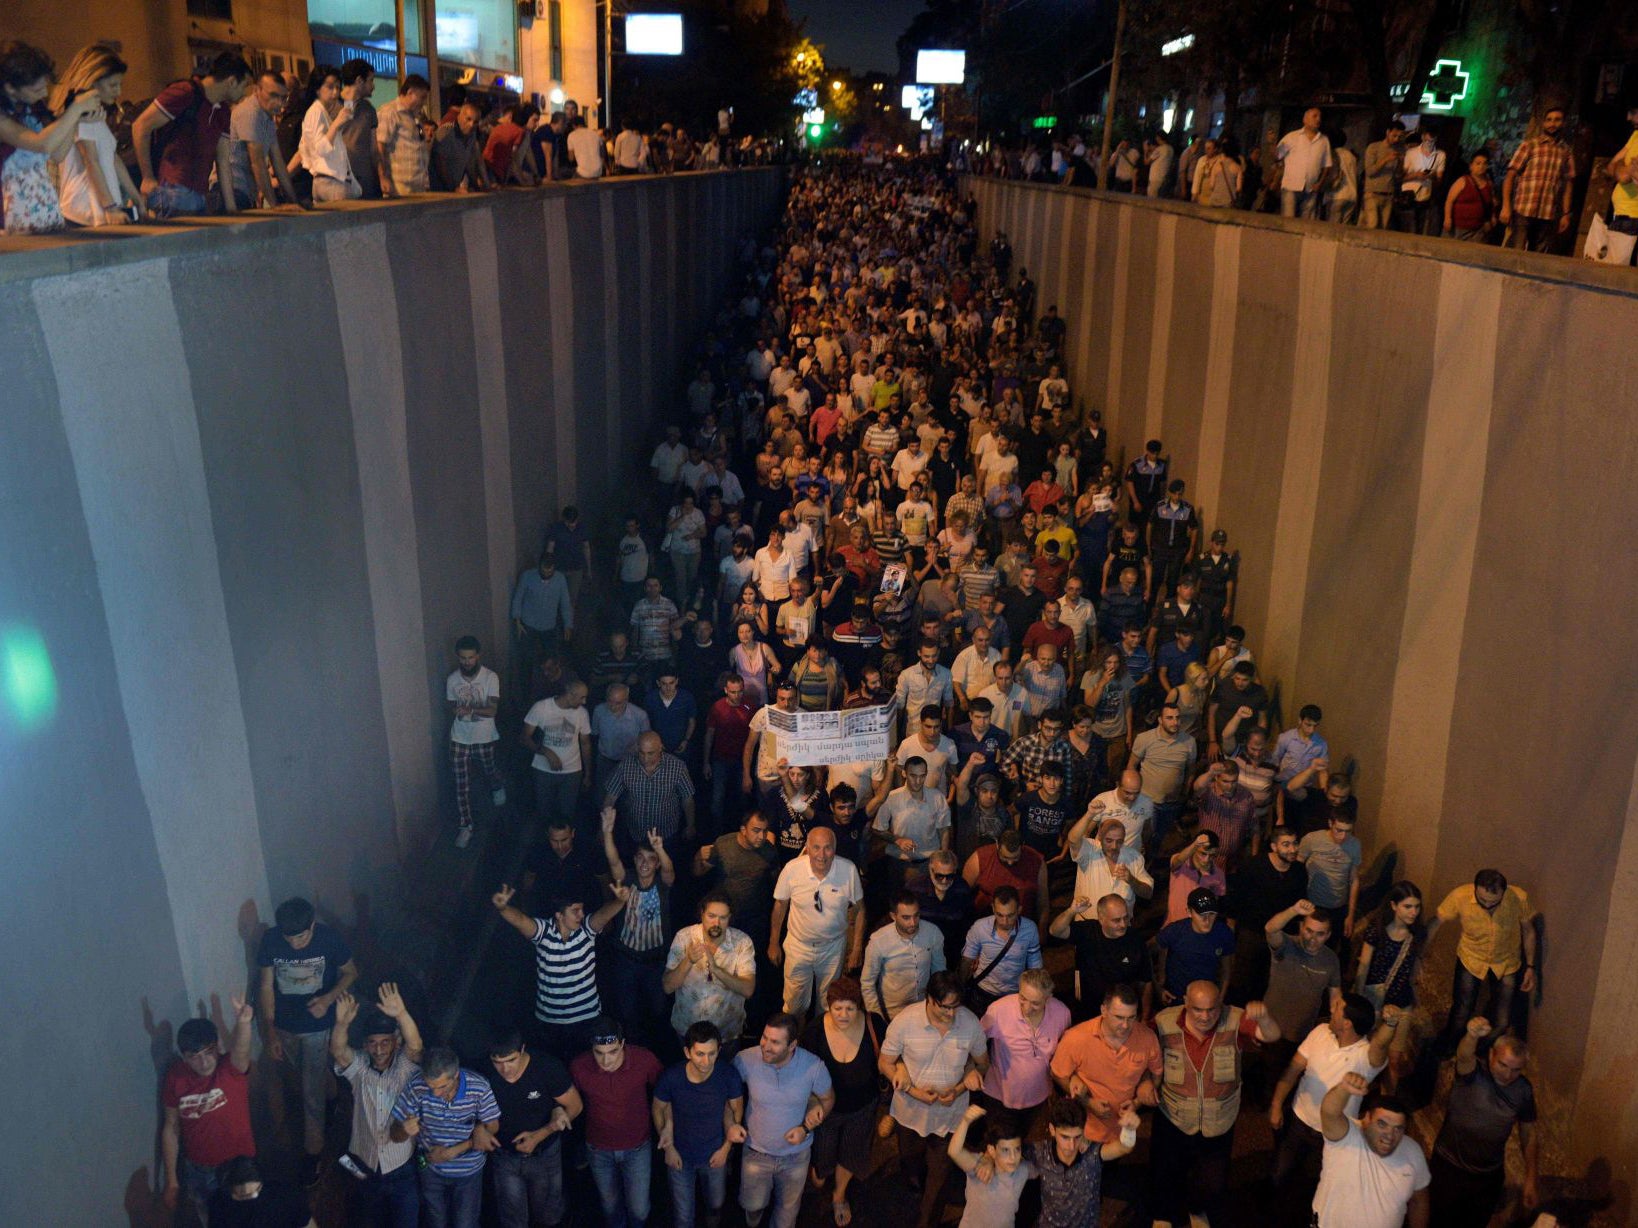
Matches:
[1154,1004,1244,1138]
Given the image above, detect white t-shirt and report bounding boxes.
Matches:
[524,697,591,774]
[828,759,883,809]
[891,447,929,492]
[617,533,650,583]
[651,440,687,483]
[446,667,500,744]
[57,116,121,227]
[752,547,795,601]
[895,735,958,791]
[1293,1025,1386,1131]
[774,855,864,949]
[567,126,604,178]
[951,645,1001,697]
[1312,1120,1430,1228]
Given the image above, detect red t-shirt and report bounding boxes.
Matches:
[570,1046,662,1151]
[706,699,755,761]
[1022,619,1074,659]
[484,120,528,181]
[162,1058,255,1166]
[153,78,233,193]
[1180,1013,1263,1067]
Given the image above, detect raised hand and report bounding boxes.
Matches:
[1244,1001,1268,1022]
[600,806,618,834]
[1467,1017,1492,1040]
[962,1103,987,1123]
[333,992,359,1027]
[377,983,406,1018]
[492,883,516,911]
[1340,1071,1370,1096]
[1293,899,1316,917]
[230,993,254,1026]
[647,829,666,854]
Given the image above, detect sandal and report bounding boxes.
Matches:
[833,1200,852,1226]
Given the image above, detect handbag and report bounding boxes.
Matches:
[1584,212,1638,265]
[1360,927,1416,1015]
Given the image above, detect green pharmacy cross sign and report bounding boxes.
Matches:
[1420,59,1470,112]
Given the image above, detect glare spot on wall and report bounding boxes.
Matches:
[2,625,58,730]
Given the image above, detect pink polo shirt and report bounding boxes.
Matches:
[980,994,1072,1108]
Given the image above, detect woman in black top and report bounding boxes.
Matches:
[801,976,881,1226]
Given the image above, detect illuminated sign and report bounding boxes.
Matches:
[1161,34,1195,56]
[1030,115,1057,129]
[1420,59,1470,111]
[915,49,965,85]
[626,13,684,55]
[802,106,826,125]
[793,87,818,108]
[902,84,934,111]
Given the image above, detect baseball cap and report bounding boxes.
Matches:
[975,773,1002,793]
[1187,888,1221,915]
[1211,529,1227,542]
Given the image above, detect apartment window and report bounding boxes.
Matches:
[549,1,564,82]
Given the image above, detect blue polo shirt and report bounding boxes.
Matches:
[643,686,699,752]
[392,1069,501,1177]
[1155,919,1234,999]
[733,1046,832,1157]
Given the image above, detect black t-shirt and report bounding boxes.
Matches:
[1016,789,1073,858]
[207,1185,310,1228]
[1070,920,1151,1010]
[1212,679,1270,733]
[526,844,605,916]
[490,1052,574,1152]
[1225,855,1307,932]
[999,586,1048,649]
[707,832,779,928]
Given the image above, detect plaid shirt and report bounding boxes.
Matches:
[1506,136,1573,220]
[945,490,985,530]
[1001,731,1079,794]
[603,753,694,839]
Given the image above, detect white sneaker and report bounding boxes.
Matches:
[491,787,507,807]
[455,827,473,849]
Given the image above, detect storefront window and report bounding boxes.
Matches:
[308,0,424,55]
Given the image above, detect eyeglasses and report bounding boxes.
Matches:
[813,890,824,914]
[931,871,954,882]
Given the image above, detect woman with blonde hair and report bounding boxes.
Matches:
[50,44,145,226]
[1166,660,1211,742]
[0,41,107,233]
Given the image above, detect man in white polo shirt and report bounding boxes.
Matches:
[1270,993,1397,1197]
[768,826,866,1018]
[1313,1073,1430,1228]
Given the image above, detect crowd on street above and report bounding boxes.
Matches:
[979,99,1638,264]
[148,154,1579,1228]
[0,39,770,234]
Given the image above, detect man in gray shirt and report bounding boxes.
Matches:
[1360,120,1406,229]
[1297,813,1362,949]
[227,71,303,208]
[1253,898,1341,1105]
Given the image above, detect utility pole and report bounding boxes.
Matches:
[422,0,442,119]
[601,0,614,131]
[394,0,407,85]
[1099,0,1127,189]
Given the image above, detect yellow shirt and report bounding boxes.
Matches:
[1436,885,1534,978]
[1035,526,1078,559]
[1612,133,1638,219]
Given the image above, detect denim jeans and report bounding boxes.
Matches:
[602,947,672,1051]
[147,182,209,217]
[491,1144,565,1228]
[532,768,581,827]
[177,1155,225,1227]
[275,1026,333,1154]
[667,1158,728,1228]
[588,1140,653,1228]
[352,1160,419,1228]
[1440,963,1518,1051]
[707,760,743,836]
[1150,800,1185,854]
[418,1167,483,1228]
[739,1147,809,1228]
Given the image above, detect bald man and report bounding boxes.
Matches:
[602,729,696,847]
[1151,981,1279,1226]
[768,828,866,1019]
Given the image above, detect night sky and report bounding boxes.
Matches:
[788,0,926,74]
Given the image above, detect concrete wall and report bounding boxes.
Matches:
[0,169,783,1226]
[965,175,1638,1198]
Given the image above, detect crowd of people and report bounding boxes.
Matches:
[0,40,770,234]
[980,99,1638,263]
[151,156,1576,1228]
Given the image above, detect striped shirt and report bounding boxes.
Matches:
[864,424,901,456]
[959,565,1000,611]
[532,917,602,1024]
[603,753,695,840]
[391,1069,501,1176]
[945,490,985,530]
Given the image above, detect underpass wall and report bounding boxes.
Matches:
[966,174,1638,1204]
[0,168,783,1226]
